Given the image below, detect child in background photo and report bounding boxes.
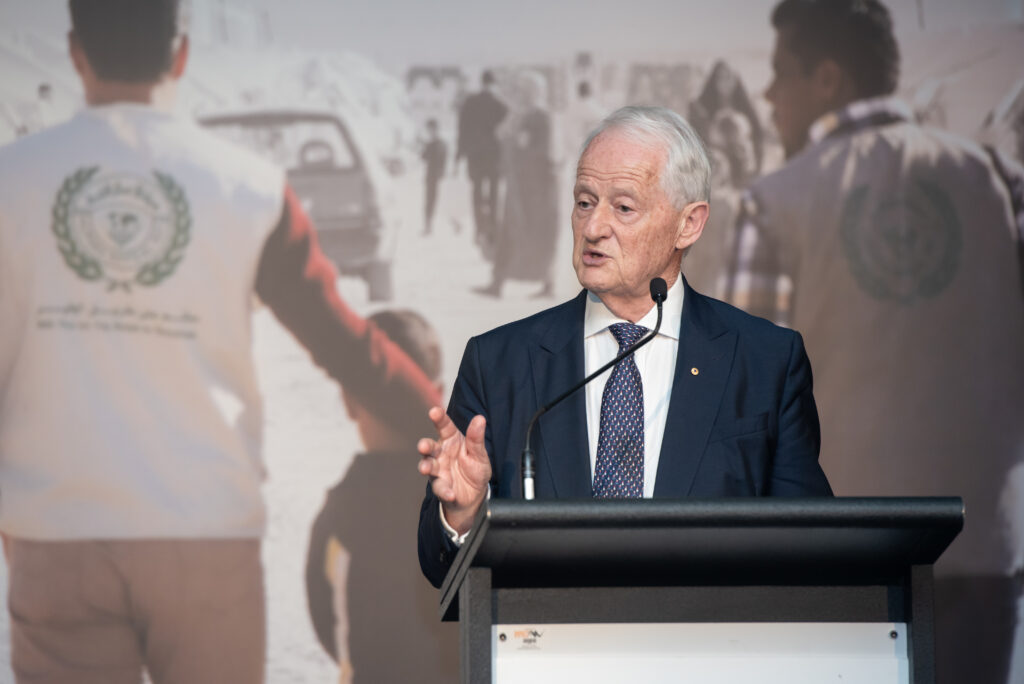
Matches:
[421,118,447,236]
[305,309,458,684]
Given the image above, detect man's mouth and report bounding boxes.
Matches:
[582,249,607,265]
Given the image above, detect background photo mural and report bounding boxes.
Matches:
[0,0,1022,682]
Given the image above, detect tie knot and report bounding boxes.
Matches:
[609,322,649,351]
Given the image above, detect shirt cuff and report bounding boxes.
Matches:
[439,485,491,547]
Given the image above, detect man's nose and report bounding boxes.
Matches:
[580,203,612,240]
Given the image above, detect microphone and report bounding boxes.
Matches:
[520,277,668,500]
[649,277,668,305]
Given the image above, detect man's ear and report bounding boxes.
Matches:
[812,59,845,106]
[676,201,710,251]
[169,34,189,79]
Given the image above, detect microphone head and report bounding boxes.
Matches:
[650,277,668,303]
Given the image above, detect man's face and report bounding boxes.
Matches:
[765,27,824,159]
[572,130,699,317]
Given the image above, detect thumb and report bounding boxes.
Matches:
[465,415,487,459]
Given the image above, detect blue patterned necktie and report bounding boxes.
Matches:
[592,322,648,498]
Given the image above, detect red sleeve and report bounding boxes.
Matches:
[255,185,441,440]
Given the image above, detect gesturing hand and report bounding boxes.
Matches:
[417,406,492,535]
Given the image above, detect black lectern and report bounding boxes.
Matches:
[440,497,962,684]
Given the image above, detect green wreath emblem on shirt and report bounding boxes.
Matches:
[51,166,192,291]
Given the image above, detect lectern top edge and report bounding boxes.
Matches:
[439,497,965,620]
[483,496,965,529]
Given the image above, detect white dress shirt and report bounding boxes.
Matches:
[584,276,684,497]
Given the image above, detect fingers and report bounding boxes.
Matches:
[417,407,449,475]
[417,423,451,499]
[428,406,459,441]
[418,408,489,506]
[417,443,446,485]
[417,453,435,476]
[427,405,446,424]
[417,433,440,477]
[419,455,455,501]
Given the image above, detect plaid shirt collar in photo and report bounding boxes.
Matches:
[722,97,915,326]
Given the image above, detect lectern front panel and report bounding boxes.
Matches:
[493,622,909,684]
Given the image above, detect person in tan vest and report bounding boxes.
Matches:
[724,1,1024,682]
[0,1,439,681]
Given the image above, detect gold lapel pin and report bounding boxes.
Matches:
[691,367,699,376]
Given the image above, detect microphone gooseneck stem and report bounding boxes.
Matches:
[521,281,666,500]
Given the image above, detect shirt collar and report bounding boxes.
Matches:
[583,276,684,341]
[808,96,914,145]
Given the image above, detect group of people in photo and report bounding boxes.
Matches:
[0,0,1022,683]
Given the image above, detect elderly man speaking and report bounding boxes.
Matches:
[417,106,832,587]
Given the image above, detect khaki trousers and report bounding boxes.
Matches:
[5,537,265,684]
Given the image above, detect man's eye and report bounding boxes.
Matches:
[618,205,634,213]
[576,200,592,210]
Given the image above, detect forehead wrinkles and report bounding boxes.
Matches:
[573,152,659,192]
[577,131,663,194]
[575,165,657,194]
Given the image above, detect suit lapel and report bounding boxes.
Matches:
[654,283,737,497]
[530,292,592,498]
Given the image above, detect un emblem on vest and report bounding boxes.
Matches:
[51,166,191,291]
[840,180,961,303]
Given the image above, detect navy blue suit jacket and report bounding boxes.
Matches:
[418,282,832,587]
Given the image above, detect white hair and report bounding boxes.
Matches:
[580,105,712,208]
